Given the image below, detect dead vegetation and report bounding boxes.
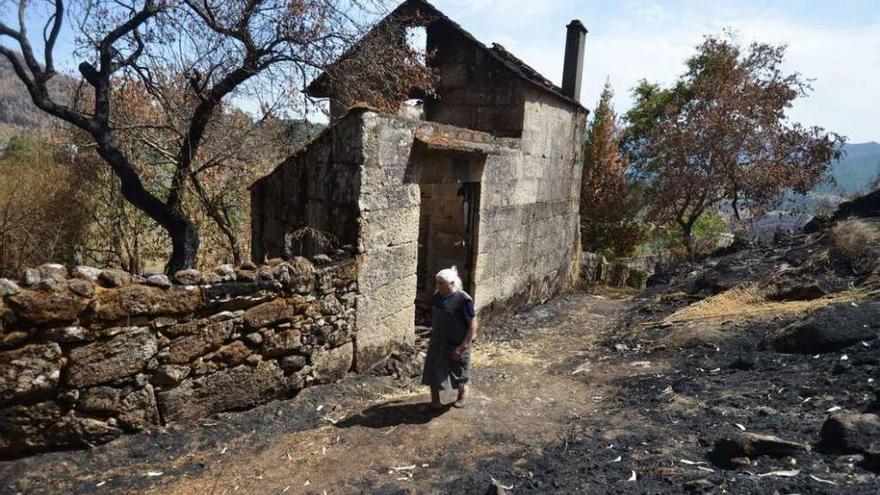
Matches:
[828,218,880,275]
[471,340,539,367]
[662,284,880,325]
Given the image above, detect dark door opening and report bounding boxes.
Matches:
[415,181,480,326]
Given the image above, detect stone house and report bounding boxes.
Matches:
[250,0,588,372]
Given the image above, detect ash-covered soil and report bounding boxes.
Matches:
[2,232,879,494]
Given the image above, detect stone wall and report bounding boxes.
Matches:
[250,105,584,372]
[354,112,422,372]
[424,21,526,138]
[250,116,363,261]
[474,89,586,314]
[581,251,674,290]
[0,256,357,459]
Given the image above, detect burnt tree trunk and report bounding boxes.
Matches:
[94,137,199,274]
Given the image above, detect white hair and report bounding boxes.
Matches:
[435,266,462,292]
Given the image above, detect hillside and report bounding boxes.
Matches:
[820,142,880,195]
[0,58,72,145]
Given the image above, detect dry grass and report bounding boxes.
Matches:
[471,340,539,367]
[662,283,880,324]
[829,218,880,274]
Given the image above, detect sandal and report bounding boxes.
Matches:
[452,398,467,408]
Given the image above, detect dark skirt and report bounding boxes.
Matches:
[421,335,470,390]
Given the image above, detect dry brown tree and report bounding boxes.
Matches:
[0,0,413,272]
[625,32,844,256]
[580,80,642,257]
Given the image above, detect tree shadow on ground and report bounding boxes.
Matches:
[335,400,451,429]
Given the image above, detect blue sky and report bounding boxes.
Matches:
[430,0,879,143]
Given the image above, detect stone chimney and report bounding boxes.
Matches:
[562,20,587,101]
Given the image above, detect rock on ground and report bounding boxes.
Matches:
[820,413,880,454]
[770,302,880,354]
[709,432,809,468]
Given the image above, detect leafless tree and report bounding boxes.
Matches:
[0,0,388,272]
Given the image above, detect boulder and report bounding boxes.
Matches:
[260,328,302,358]
[72,265,102,281]
[164,320,234,364]
[312,342,353,383]
[146,274,172,288]
[820,413,880,454]
[157,361,285,423]
[78,386,122,414]
[244,299,299,330]
[67,327,158,387]
[117,385,161,431]
[68,278,95,298]
[771,302,880,353]
[709,432,808,468]
[98,268,131,287]
[37,263,67,283]
[0,343,62,404]
[174,269,202,285]
[202,341,252,367]
[824,189,880,224]
[0,401,121,459]
[763,273,825,301]
[164,319,204,337]
[0,278,20,297]
[152,364,190,387]
[7,289,89,325]
[92,284,201,321]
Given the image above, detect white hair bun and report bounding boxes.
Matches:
[435,266,462,292]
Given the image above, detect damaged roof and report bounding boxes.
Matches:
[306,0,585,110]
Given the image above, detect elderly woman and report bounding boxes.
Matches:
[421,266,478,409]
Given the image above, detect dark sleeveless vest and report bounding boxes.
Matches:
[432,290,473,346]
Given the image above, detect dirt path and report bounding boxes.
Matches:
[5,288,878,494]
[157,292,636,494]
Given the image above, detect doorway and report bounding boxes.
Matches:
[415,181,480,326]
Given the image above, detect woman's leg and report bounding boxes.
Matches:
[430,386,442,407]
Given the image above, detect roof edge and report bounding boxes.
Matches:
[305,0,586,111]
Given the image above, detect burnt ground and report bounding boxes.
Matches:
[2,246,880,494]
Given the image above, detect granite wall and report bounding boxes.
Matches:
[250,101,585,372]
[0,255,357,459]
[473,89,586,315]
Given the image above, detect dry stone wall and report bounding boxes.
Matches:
[250,114,363,261]
[0,255,357,459]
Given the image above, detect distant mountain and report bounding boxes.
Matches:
[820,141,880,196]
[0,57,70,145]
